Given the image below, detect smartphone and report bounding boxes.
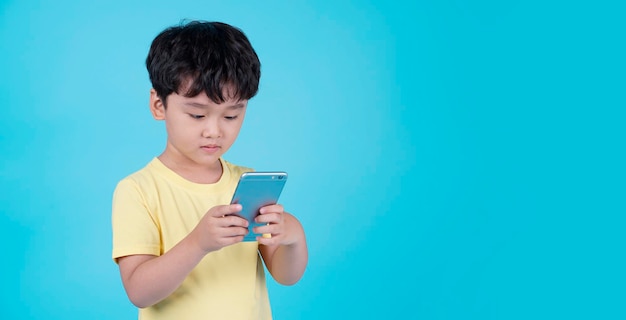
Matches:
[230,171,288,241]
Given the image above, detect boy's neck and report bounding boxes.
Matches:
[157,153,223,184]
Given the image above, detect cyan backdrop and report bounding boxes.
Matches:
[1,0,624,319]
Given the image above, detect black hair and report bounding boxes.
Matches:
[146,20,261,105]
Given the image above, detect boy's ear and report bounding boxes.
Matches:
[150,89,166,120]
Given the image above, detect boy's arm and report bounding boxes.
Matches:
[257,209,308,285]
[117,204,248,308]
[117,237,205,308]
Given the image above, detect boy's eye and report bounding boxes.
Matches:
[189,114,205,119]
[224,115,238,120]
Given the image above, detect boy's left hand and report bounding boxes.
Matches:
[253,204,299,246]
[254,203,307,285]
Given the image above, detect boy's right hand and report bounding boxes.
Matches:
[189,204,248,253]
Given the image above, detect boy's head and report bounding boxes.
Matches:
[146,20,261,106]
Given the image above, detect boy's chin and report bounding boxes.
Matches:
[194,154,223,166]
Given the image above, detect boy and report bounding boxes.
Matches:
[111,21,308,320]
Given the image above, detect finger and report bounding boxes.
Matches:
[259,204,283,215]
[210,204,242,217]
[223,226,249,238]
[253,223,280,236]
[255,212,280,224]
[217,234,246,247]
[213,225,248,244]
[221,215,249,228]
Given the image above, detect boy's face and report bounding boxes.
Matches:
[150,88,247,171]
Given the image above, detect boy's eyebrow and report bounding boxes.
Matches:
[184,102,245,110]
[226,103,245,110]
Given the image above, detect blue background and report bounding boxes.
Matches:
[1,0,625,319]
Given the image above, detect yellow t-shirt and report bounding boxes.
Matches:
[111,158,272,320]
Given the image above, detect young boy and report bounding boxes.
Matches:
[111,21,308,320]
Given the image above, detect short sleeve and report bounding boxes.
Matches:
[111,178,161,262]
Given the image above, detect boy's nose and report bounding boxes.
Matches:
[201,121,221,138]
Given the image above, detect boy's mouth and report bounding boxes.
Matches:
[201,144,221,153]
